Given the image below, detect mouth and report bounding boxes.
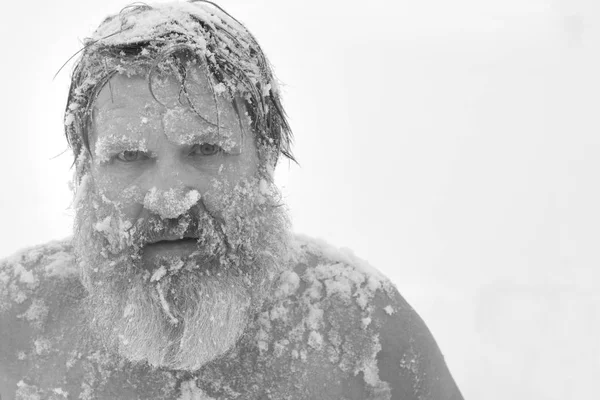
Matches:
[148,237,198,246]
[141,237,199,265]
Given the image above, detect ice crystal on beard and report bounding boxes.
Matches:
[361,317,372,329]
[150,266,168,282]
[307,330,323,350]
[156,280,179,325]
[273,270,299,299]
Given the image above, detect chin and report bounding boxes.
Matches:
[91,266,255,371]
[72,175,290,370]
[76,232,275,371]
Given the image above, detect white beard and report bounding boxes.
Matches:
[73,174,289,371]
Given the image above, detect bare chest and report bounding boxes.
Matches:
[11,338,368,400]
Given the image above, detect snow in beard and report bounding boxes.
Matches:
[72,167,290,371]
[63,0,291,288]
[74,157,285,273]
[60,0,293,373]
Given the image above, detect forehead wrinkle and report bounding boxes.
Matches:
[93,84,164,135]
[94,72,157,112]
[92,110,162,154]
[161,102,244,146]
[91,71,253,152]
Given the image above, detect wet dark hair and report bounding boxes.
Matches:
[64,0,294,177]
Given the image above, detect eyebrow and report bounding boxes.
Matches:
[94,136,149,161]
[179,129,243,154]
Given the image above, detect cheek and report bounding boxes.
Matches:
[207,150,259,183]
[91,158,149,196]
[90,167,145,218]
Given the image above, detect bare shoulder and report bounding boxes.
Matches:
[255,234,463,400]
[0,239,86,400]
[0,236,464,400]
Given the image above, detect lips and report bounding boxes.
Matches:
[141,237,200,267]
[144,237,199,253]
[147,235,199,245]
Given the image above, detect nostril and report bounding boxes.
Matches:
[143,187,201,219]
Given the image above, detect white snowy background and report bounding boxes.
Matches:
[1,0,598,398]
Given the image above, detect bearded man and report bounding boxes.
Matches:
[0,2,464,399]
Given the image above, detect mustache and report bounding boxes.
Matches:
[126,204,227,249]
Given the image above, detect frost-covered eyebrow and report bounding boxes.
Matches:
[94,135,149,162]
[177,129,243,154]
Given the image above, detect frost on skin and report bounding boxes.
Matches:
[44,251,77,278]
[0,270,10,312]
[400,347,425,397]
[143,187,201,219]
[273,270,300,299]
[13,263,36,285]
[33,337,52,356]
[94,135,148,163]
[91,212,134,255]
[65,0,290,185]
[16,380,41,400]
[213,82,226,95]
[18,298,49,330]
[290,234,389,284]
[52,387,69,398]
[307,330,323,350]
[0,240,73,312]
[0,0,463,395]
[1,235,410,399]
[162,107,240,154]
[247,235,395,399]
[178,379,216,400]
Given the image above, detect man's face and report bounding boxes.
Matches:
[90,65,259,263]
[72,62,288,371]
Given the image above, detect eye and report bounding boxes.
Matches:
[190,143,222,156]
[116,150,147,162]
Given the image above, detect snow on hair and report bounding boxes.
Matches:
[63,0,294,181]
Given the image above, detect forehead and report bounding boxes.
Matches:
[92,66,246,149]
[94,65,218,110]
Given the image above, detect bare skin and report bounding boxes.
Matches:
[1,18,463,398]
[0,236,463,400]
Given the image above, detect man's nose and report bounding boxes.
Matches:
[143,187,201,219]
[141,158,204,219]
